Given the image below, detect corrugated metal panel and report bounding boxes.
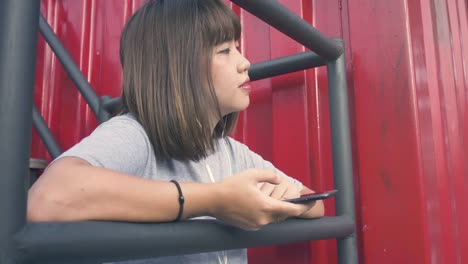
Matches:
[348,0,429,262]
[32,0,468,263]
[32,0,146,161]
[348,0,468,263]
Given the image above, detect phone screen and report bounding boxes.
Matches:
[284,189,338,204]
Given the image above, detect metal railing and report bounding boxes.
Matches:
[0,0,358,263]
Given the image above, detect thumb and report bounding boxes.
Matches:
[268,197,309,217]
[251,169,281,185]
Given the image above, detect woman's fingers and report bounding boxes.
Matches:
[249,169,281,185]
[216,169,315,230]
[283,186,300,200]
[267,197,313,218]
[269,183,287,200]
[259,176,300,200]
[259,182,276,196]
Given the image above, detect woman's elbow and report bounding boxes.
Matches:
[28,178,80,222]
[27,159,89,222]
[27,187,69,222]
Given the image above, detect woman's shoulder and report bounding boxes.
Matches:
[225,136,252,146]
[87,113,149,144]
[223,136,251,154]
[97,113,144,132]
[105,113,139,126]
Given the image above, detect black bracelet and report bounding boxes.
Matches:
[170,180,184,222]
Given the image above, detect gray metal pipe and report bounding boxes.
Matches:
[249,51,326,81]
[230,0,343,61]
[38,15,103,121]
[14,217,354,263]
[0,0,41,263]
[326,40,359,264]
[102,96,122,114]
[32,105,63,159]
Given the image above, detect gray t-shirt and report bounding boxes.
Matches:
[58,114,303,264]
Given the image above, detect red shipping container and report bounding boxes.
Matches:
[32,0,468,263]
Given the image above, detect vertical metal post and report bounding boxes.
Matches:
[0,0,41,263]
[326,40,359,264]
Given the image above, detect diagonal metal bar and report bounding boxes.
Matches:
[230,0,343,61]
[32,105,62,159]
[38,15,105,121]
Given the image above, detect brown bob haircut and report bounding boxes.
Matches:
[119,0,241,161]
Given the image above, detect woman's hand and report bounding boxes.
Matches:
[256,176,325,220]
[257,177,301,201]
[211,169,315,230]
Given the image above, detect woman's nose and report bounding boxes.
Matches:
[238,56,251,73]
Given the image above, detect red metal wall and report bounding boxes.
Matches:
[348,0,468,263]
[32,0,468,263]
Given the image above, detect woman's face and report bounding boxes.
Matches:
[211,40,251,117]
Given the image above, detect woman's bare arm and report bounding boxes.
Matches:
[258,180,325,219]
[28,157,218,222]
[28,157,314,230]
[298,186,325,218]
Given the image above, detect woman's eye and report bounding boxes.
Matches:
[219,48,231,54]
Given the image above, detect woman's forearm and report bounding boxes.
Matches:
[297,186,325,218]
[28,160,315,231]
[27,157,219,222]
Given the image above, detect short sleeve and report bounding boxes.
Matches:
[226,137,303,191]
[56,115,152,176]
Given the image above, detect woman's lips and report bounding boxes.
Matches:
[239,83,252,92]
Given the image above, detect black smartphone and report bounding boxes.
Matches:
[284,189,338,204]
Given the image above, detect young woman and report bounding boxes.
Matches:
[28,0,324,263]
